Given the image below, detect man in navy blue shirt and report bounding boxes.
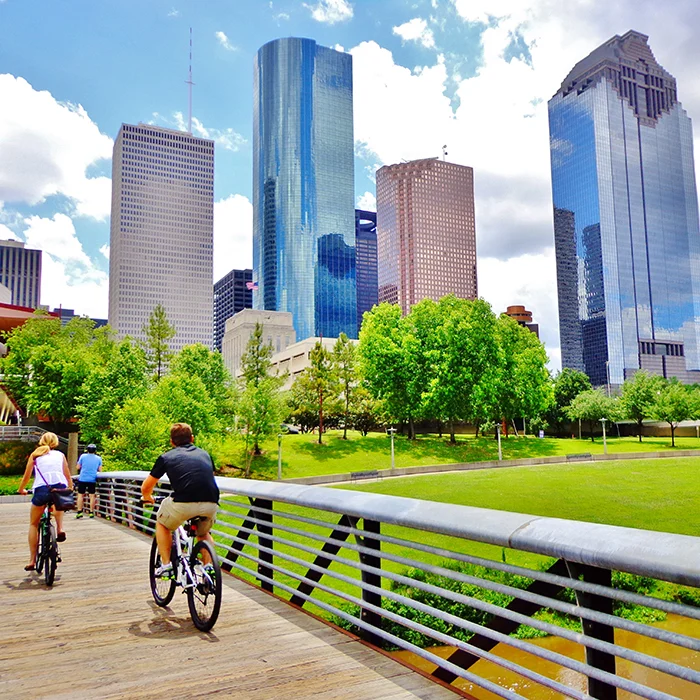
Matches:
[76,444,102,518]
[141,423,220,579]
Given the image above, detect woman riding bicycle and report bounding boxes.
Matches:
[18,432,73,571]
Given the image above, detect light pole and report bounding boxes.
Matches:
[600,418,607,456]
[277,433,283,480]
[387,427,396,471]
[496,423,503,461]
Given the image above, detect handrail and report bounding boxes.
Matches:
[0,425,71,446]
[93,471,700,700]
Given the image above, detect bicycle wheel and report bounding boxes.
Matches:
[187,540,222,632]
[44,522,57,586]
[149,536,176,606]
[35,519,46,575]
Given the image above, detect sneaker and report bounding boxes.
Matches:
[203,563,216,577]
[155,563,174,580]
[88,512,95,519]
[75,512,83,519]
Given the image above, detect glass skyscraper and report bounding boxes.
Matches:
[253,38,357,340]
[355,209,378,329]
[549,31,700,386]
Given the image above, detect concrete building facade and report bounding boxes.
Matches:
[222,308,295,379]
[0,240,41,309]
[376,158,477,315]
[108,123,214,350]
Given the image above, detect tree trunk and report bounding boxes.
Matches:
[437,420,443,439]
[318,388,324,445]
[589,420,595,442]
[449,418,455,444]
[408,416,415,440]
[638,419,643,443]
[502,418,508,438]
[475,423,480,438]
[343,383,349,440]
[670,423,676,448]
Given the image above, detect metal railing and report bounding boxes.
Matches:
[0,425,70,447]
[92,472,700,700]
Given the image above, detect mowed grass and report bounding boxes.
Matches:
[338,456,700,536]
[250,429,700,480]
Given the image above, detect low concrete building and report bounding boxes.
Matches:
[222,309,295,379]
[270,337,358,390]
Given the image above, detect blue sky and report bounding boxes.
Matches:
[1,0,700,369]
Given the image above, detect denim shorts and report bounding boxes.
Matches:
[32,485,54,507]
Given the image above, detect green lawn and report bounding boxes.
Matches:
[0,475,21,495]
[339,456,700,536]
[250,429,700,480]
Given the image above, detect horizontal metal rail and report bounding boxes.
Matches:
[91,472,700,700]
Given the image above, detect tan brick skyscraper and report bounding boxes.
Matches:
[376,158,477,314]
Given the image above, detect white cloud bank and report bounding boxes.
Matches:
[213,194,253,281]
[0,74,113,220]
[215,31,238,52]
[393,18,436,49]
[304,0,353,24]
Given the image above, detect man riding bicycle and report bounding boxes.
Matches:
[141,423,220,579]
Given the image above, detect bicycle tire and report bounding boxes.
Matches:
[44,522,57,586]
[187,540,222,632]
[149,536,176,606]
[35,517,47,575]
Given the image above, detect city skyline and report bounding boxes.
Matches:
[550,31,700,385]
[2,1,700,370]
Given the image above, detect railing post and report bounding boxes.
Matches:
[566,562,617,700]
[255,498,274,593]
[358,518,382,647]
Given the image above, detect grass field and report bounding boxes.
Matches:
[249,429,700,480]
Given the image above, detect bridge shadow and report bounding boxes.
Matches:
[127,600,220,643]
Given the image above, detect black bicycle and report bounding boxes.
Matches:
[35,497,60,586]
[146,504,222,632]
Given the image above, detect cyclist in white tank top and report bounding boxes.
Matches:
[18,432,73,571]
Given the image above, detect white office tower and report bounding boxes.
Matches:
[108,124,214,350]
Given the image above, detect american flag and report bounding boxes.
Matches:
[246,281,259,291]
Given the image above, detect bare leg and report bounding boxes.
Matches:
[155,522,173,565]
[27,505,43,567]
[196,533,215,565]
[54,509,64,535]
[89,492,97,513]
[76,493,84,512]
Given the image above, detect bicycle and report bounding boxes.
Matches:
[145,500,223,632]
[31,493,61,586]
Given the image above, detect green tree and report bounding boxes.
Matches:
[239,323,284,459]
[333,333,357,439]
[287,377,320,433]
[493,315,551,436]
[76,339,150,444]
[170,343,236,425]
[152,373,220,438]
[549,369,592,436]
[102,395,170,471]
[358,303,427,439]
[142,304,176,381]
[565,389,618,441]
[619,371,664,443]
[306,341,338,445]
[349,385,380,436]
[650,380,694,447]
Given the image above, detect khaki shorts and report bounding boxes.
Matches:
[156,497,218,536]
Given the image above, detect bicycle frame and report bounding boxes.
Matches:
[171,522,199,590]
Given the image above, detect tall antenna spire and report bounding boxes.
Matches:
[186,27,194,134]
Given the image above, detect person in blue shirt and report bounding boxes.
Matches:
[76,444,102,518]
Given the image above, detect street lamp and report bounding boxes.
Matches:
[600,418,607,456]
[496,423,503,461]
[387,427,396,471]
[277,434,283,480]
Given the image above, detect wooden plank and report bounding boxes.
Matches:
[0,504,457,699]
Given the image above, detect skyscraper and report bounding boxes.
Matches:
[108,124,214,350]
[549,31,700,386]
[355,209,378,328]
[0,240,41,308]
[213,268,253,351]
[253,38,357,341]
[376,158,477,314]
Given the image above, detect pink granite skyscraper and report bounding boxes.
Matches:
[376,158,477,314]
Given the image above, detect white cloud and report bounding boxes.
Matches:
[164,112,247,152]
[167,8,180,17]
[0,223,20,241]
[215,31,237,51]
[304,0,353,24]
[477,251,560,371]
[356,191,376,211]
[21,213,108,318]
[99,244,110,260]
[393,18,436,49]
[213,194,253,281]
[0,74,113,220]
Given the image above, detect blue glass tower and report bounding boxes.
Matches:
[549,31,700,386]
[253,38,357,340]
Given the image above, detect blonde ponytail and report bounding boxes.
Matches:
[30,432,60,460]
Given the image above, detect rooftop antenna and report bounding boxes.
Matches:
[186,27,194,134]
[442,144,448,161]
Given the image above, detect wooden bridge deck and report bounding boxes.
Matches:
[0,504,456,700]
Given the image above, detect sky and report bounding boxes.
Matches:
[1,0,700,371]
